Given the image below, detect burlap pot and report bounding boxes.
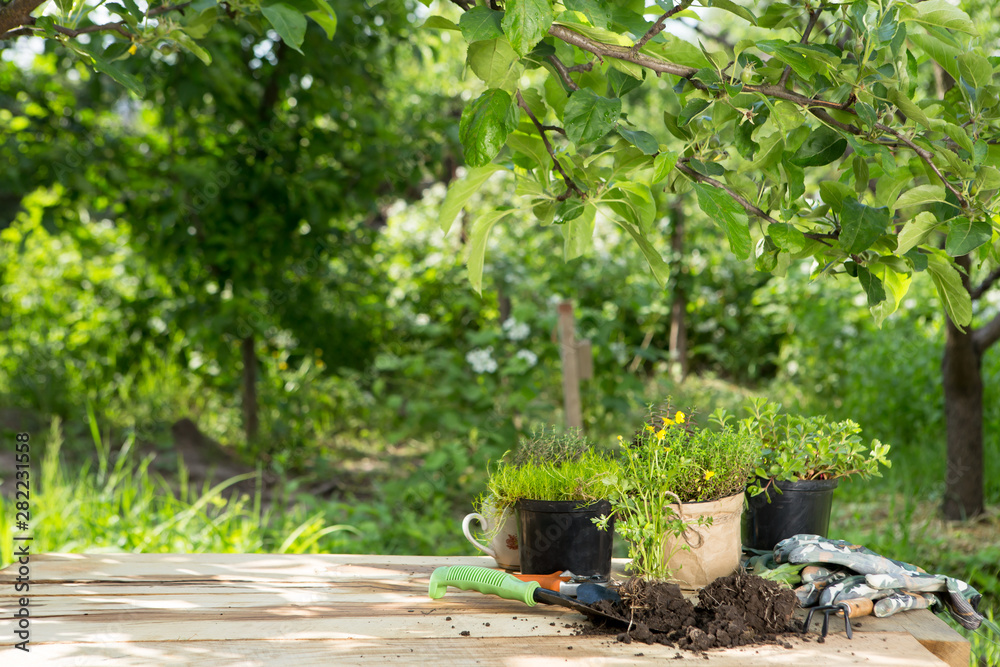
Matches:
[662,492,744,589]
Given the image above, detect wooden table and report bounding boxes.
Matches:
[0,554,970,665]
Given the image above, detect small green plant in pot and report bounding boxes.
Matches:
[487,428,619,580]
[736,397,892,550]
[597,406,759,587]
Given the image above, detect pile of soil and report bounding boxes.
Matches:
[587,571,798,651]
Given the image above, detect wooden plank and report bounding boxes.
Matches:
[0,553,497,583]
[793,607,969,667]
[0,554,966,667]
[0,634,949,666]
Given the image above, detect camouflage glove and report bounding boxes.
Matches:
[818,575,889,608]
[873,592,938,618]
[866,572,981,629]
[774,535,921,576]
[773,535,984,630]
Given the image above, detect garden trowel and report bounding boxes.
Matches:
[428,565,627,628]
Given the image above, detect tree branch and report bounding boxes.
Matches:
[779,4,826,87]
[516,90,584,201]
[971,266,1000,301]
[2,1,191,40]
[973,311,1000,352]
[0,0,46,39]
[54,21,130,38]
[875,123,969,208]
[546,54,580,92]
[675,161,836,244]
[633,0,694,52]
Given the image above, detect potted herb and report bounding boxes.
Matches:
[487,428,619,579]
[736,398,892,550]
[598,407,759,587]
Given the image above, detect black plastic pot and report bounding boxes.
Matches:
[515,499,614,580]
[743,478,839,551]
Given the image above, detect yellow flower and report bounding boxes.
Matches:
[617,435,624,443]
[675,411,686,424]
[663,417,675,426]
[656,429,666,441]
[279,362,288,370]
[703,470,715,481]
[645,424,654,432]
[128,43,137,55]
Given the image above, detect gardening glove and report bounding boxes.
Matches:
[866,572,982,629]
[818,575,890,608]
[792,566,851,607]
[774,535,984,630]
[873,592,939,618]
[774,535,920,576]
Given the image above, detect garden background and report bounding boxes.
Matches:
[0,0,998,662]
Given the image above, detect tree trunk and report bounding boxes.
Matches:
[668,202,689,380]
[942,255,984,520]
[241,334,259,444]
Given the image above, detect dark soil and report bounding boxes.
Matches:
[585,572,798,651]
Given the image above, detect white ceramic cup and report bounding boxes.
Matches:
[462,501,520,571]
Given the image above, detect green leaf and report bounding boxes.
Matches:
[616,127,658,155]
[896,211,941,254]
[945,123,974,157]
[887,88,932,131]
[440,164,504,233]
[896,185,946,209]
[899,0,976,35]
[945,218,992,256]
[756,39,818,80]
[907,31,961,81]
[459,6,504,42]
[72,41,146,95]
[502,0,553,57]
[701,0,757,26]
[564,201,597,260]
[820,181,853,214]
[855,101,878,129]
[563,88,621,145]
[840,198,890,254]
[790,126,847,167]
[307,10,337,39]
[926,252,972,328]
[607,68,643,97]
[958,52,993,88]
[467,38,522,92]
[692,183,751,260]
[678,99,710,126]
[856,266,887,307]
[565,0,611,28]
[467,208,517,294]
[852,155,869,194]
[459,89,518,167]
[172,31,213,65]
[652,151,678,183]
[607,182,656,234]
[422,15,460,31]
[870,263,913,327]
[261,3,307,54]
[769,222,806,252]
[612,218,670,285]
[120,0,142,19]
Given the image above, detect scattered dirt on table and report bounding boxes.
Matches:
[585,572,798,652]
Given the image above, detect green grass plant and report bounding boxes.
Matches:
[0,417,359,568]
[486,448,620,511]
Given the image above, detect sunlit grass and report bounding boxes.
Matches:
[0,417,358,568]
